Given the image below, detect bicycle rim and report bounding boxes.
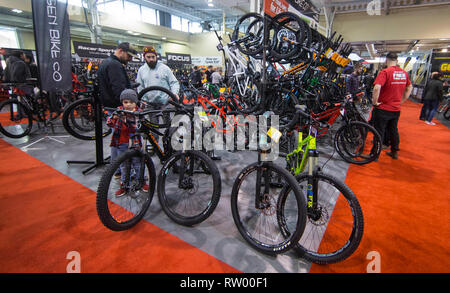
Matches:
[231,162,306,255]
[158,151,221,226]
[279,173,364,264]
[335,121,381,164]
[0,99,33,138]
[63,98,111,140]
[96,150,156,231]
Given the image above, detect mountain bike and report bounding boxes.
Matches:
[0,81,73,138]
[96,86,221,231]
[278,106,364,264]
[230,115,307,255]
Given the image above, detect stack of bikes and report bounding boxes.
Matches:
[94,12,382,266]
[0,12,384,266]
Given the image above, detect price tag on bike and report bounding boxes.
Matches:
[197,111,208,122]
[267,127,282,143]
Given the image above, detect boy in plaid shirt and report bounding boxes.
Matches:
[107,89,148,197]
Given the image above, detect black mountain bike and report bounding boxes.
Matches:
[96,86,221,231]
[0,81,72,138]
[230,115,307,255]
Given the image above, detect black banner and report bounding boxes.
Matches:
[73,41,116,59]
[431,50,450,79]
[166,52,191,65]
[32,0,72,92]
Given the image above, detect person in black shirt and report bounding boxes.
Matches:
[346,63,362,96]
[205,65,214,83]
[3,50,30,83]
[189,66,203,88]
[24,53,39,80]
[422,72,444,125]
[97,42,137,108]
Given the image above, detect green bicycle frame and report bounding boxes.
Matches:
[286,128,318,176]
[286,127,320,210]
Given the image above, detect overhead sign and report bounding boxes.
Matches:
[73,41,116,59]
[166,52,191,65]
[431,50,450,79]
[191,56,223,66]
[32,0,72,92]
[264,0,319,22]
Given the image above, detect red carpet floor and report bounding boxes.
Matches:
[310,101,450,273]
[0,139,240,273]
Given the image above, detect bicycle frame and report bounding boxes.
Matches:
[286,125,320,211]
[286,126,318,176]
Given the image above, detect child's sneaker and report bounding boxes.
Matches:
[141,184,149,192]
[115,186,128,197]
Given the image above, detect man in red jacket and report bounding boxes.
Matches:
[372,52,413,159]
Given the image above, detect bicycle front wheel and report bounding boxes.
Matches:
[157,150,222,226]
[0,98,33,138]
[62,98,111,141]
[278,172,364,264]
[231,161,307,255]
[444,106,450,120]
[96,149,156,231]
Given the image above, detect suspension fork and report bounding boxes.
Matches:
[306,149,319,212]
[255,152,271,209]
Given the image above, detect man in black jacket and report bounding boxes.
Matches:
[422,72,444,125]
[346,63,362,97]
[97,42,137,108]
[3,50,30,83]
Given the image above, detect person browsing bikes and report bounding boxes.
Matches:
[107,89,148,197]
[136,46,180,134]
[371,52,413,160]
[97,42,138,108]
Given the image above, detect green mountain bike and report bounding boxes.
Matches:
[278,106,364,264]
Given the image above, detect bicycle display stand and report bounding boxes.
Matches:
[66,93,110,175]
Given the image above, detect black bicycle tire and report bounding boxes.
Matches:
[62,98,112,141]
[232,13,264,56]
[96,149,156,231]
[443,106,450,120]
[278,172,364,264]
[267,12,309,61]
[230,161,307,255]
[334,121,382,165]
[0,98,33,138]
[157,150,222,226]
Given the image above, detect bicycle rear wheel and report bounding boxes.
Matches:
[231,161,307,255]
[157,150,221,226]
[334,121,382,165]
[278,172,364,264]
[96,149,156,231]
[0,98,33,138]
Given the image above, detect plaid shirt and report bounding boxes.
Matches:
[107,106,142,148]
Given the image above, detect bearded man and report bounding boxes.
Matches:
[136,46,180,105]
[136,46,180,141]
